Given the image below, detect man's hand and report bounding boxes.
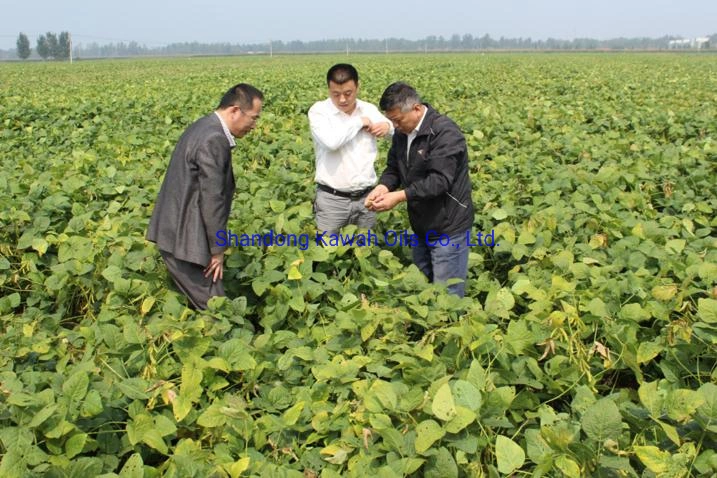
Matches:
[365,184,389,210]
[366,188,406,212]
[203,252,224,283]
[366,122,391,138]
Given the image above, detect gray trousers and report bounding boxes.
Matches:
[314,189,376,235]
[160,250,224,310]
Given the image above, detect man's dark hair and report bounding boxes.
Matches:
[218,83,264,110]
[379,82,422,112]
[326,64,359,86]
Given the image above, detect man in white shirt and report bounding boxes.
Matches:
[308,64,392,235]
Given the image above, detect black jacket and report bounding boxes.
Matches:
[379,105,474,241]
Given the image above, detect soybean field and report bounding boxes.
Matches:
[0,53,716,477]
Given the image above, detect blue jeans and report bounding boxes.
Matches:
[412,230,470,297]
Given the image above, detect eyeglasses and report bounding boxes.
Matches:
[240,109,260,123]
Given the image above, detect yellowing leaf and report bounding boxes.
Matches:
[32,237,48,255]
[320,444,352,464]
[432,383,457,421]
[634,445,670,474]
[495,435,525,474]
[140,296,155,315]
[414,420,444,454]
[651,284,677,301]
[225,457,250,478]
[287,266,302,280]
[444,406,476,434]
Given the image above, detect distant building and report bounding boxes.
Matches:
[668,37,711,49]
[695,37,710,49]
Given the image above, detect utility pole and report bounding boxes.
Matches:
[69,32,73,63]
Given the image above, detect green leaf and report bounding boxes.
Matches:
[101,265,123,283]
[666,389,705,422]
[142,428,168,455]
[554,455,581,476]
[65,433,87,459]
[495,435,525,474]
[619,303,650,322]
[452,380,482,412]
[180,361,203,402]
[432,383,457,421]
[586,298,608,317]
[698,262,717,281]
[444,406,476,434]
[581,399,622,442]
[427,447,458,478]
[697,382,717,422]
[414,420,445,454]
[654,418,681,446]
[639,381,663,417]
[220,340,257,371]
[117,378,150,400]
[320,444,352,465]
[505,319,534,355]
[197,404,227,428]
[371,380,398,411]
[698,298,717,323]
[485,287,514,319]
[119,453,144,478]
[637,341,664,364]
[154,414,177,437]
[62,372,89,404]
[29,404,58,428]
[665,239,686,254]
[31,237,48,255]
[552,250,573,271]
[467,360,487,390]
[282,401,305,426]
[492,208,508,220]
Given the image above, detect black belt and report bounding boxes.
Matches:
[317,183,372,199]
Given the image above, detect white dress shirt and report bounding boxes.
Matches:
[214,111,236,148]
[309,98,392,192]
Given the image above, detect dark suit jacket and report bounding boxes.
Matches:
[147,113,236,266]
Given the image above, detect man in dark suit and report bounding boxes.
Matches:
[147,83,263,309]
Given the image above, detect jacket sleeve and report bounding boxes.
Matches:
[195,135,232,255]
[378,140,402,191]
[404,125,465,201]
[308,104,364,151]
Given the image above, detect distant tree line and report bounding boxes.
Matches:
[5,32,717,60]
[14,31,71,60]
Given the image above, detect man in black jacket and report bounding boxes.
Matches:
[366,82,474,297]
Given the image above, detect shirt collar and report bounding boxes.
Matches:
[328,98,362,116]
[410,105,429,137]
[214,111,236,148]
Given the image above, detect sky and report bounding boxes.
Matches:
[1,0,715,50]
